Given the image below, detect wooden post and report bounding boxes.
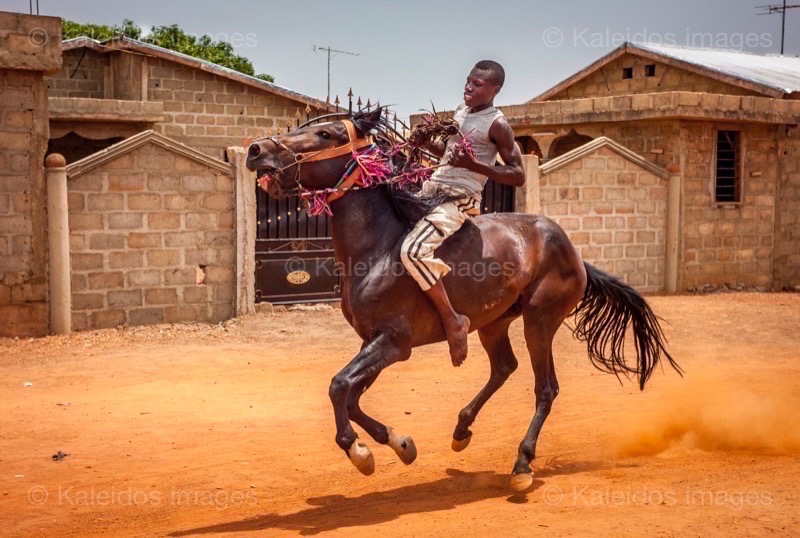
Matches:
[515,154,540,214]
[45,153,71,334]
[227,147,256,316]
[664,164,682,293]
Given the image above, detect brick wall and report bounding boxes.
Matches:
[68,142,235,330]
[531,119,681,166]
[680,122,778,289]
[527,119,785,290]
[772,126,800,289]
[540,145,667,291]
[0,69,51,336]
[548,54,760,100]
[0,11,61,336]
[45,48,107,98]
[45,51,310,161]
[148,58,303,160]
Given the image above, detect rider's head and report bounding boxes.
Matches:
[474,60,505,89]
[464,60,504,110]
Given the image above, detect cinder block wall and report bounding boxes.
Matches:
[68,142,235,330]
[147,58,304,160]
[527,119,784,290]
[540,146,667,292]
[0,11,62,336]
[772,126,800,289]
[547,54,760,100]
[0,69,50,335]
[45,48,107,98]
[680,123,778,289]
[46,51,312,161]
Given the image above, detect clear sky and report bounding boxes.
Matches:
[2,0,797,121]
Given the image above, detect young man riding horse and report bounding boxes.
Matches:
[401,60,525,367]
[244,61,679,491]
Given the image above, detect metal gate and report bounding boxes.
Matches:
[481,179,515,214]
[255,192,340,304]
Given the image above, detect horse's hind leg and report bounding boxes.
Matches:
[511,308,562,492]
[329,333,411,474]
[452,316,518,451]
[347,370,418,465]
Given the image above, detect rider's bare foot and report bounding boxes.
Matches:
[446,314,470,367]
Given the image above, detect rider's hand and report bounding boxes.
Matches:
[448,147,477,171]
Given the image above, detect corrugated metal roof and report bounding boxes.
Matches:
[634,42,800,94]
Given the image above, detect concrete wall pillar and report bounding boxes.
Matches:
[45,153,71,333]
[228,147,256,316]
[515,154,541,214]
[664,164,682,293]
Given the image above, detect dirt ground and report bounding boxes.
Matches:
[2,293,799,537]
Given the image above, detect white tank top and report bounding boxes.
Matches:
[431,103,504,194]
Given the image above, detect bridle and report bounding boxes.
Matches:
[258,119,374,202]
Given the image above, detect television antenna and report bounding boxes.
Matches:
[312,45,360,104]
[757,1,800,54]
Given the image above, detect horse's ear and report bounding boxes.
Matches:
[352,107,382,135]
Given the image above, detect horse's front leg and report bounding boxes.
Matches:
[329,332,411,474]
[347,370,418,466]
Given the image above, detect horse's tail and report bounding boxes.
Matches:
[571,262,683,390]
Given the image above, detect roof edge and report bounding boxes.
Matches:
[65,130,232,178]
[539,136,670,179]
[62,36,106,53]
[626,43,785,98]
[529,42,785,103]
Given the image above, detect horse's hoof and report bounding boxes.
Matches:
[348,441,375,476]
[388,429,417,465]
[394,436,417,465]
[510,472,533,492]
[451,433,472,452]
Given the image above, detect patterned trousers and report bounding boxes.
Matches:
[400,182,480,291]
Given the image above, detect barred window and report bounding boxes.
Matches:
[715,130,741,204]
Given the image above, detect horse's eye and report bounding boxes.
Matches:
[319,131,331,140]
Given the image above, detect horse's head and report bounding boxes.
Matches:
[246,108,382,198]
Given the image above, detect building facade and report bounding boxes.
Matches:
[501,42,800,291]
[45,36,326,163]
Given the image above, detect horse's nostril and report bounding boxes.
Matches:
[248,144,261,158]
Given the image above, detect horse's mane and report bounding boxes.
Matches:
[380,184,464,230]
[351,108,466,229]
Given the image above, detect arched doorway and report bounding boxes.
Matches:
[515,136,543,159]
[47,132,125,164]
[548,129,593,159]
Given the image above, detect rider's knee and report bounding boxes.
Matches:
[399,243,415,271]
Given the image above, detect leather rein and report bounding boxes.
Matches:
[259,119,374,204]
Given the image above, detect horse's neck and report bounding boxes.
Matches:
[330,187,405,264]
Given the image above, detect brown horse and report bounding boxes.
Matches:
[246,109,681,491]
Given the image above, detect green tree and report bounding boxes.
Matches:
[61,19,274,83]
[62,18,142,41]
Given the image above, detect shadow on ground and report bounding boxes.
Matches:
[170,461,607,536]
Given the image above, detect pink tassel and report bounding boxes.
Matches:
[353,146,392,186]
[256,173,274,192]
[302,192,333,217]
[393,163,432,188]
[454,129,476,159]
